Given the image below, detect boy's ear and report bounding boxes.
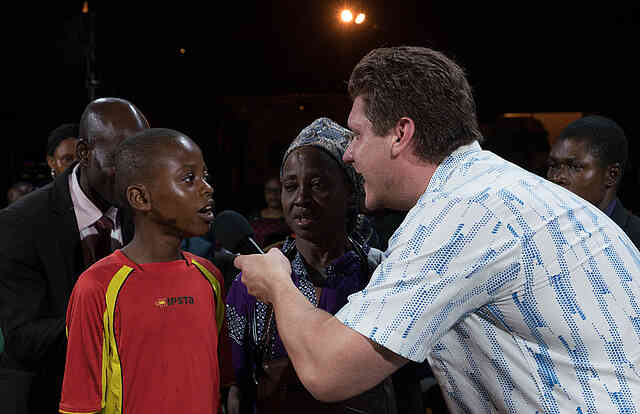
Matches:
[126,184,151,212]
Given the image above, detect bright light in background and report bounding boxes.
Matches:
[354,13,365,24]
[341,9,353,23]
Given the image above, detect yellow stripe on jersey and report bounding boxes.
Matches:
[192,259,224,333]
[59,410,100,414]
[102,265,134,414]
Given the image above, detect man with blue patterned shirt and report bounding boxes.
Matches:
[235,46,640,413]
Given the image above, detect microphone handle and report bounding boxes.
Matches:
[247,237,265,254]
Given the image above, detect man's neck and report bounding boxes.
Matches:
[389,160,439,211]
[599,191,617,215]
[77,167,110,213]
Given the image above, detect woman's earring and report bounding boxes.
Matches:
[51,169,56,179]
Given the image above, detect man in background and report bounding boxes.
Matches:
[547,115,640,247]
[0,97,148,413]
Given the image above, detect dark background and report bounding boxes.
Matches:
[1,1,639,213]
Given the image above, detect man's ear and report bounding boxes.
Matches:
[76,139,89,167]
[390,117,416,158]
[605,163,622,188]
[126,184,151,212]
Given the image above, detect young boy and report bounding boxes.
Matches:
[59,128,225,414]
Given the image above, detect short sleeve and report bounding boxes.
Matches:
[59,274,107,414]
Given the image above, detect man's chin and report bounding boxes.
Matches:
[364,194,381,212]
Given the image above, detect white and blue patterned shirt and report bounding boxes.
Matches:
[336,141,640,413]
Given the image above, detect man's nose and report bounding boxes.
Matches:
[343,142,354,164]
[547,166,567,185]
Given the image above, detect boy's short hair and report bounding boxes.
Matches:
[114,128,187,209]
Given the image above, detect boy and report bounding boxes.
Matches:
[59,128,225,414]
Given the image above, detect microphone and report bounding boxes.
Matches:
[213,210,265,255]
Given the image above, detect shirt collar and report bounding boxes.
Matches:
[68,164,118,231]
[424,141,483,195]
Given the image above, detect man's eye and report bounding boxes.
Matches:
[184,174,194,183]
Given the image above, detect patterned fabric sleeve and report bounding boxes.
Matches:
[336,193,519,362]
[225,274,255,387]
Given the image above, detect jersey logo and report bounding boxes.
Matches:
[154,296,195,307]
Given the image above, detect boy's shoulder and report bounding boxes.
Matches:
[75,251,133,291]
[182,251,224,282]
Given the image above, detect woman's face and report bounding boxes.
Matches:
[48,137,78,176]
[281,147,351,242]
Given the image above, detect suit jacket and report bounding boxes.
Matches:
[0,164,132,413]
[610,198,640,249]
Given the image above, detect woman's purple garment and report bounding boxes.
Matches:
[225,237,372,388]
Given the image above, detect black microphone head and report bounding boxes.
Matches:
[213,210,256,254]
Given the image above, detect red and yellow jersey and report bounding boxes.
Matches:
[59,250,224,414]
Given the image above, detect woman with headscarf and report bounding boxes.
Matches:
[225,118,390,414]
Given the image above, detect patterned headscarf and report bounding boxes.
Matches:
[281,117,364,206]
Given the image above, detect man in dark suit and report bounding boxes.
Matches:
[547,115,640,247]
[0,97,148,413]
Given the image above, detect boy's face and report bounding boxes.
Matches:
[147,137,214,239]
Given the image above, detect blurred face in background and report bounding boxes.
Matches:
[47,137,79,177]
[264,177,282,210]
[7,182,34,204]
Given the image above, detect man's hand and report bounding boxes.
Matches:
[234,248,293,303]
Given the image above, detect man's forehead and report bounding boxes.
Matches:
[347,98,367,128]
[550,139,594,161]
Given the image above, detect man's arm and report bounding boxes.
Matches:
[0,249,66,368]
[235,250,409,402]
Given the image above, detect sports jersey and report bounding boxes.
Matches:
[59,250,224,414]
[336,141,640,413]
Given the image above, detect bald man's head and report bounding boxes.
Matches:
[79,97,148,145]
[76,97,149,210]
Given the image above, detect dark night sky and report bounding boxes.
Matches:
[1,1,639,207]
[3,2,638,114]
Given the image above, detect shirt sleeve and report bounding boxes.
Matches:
[59,273,106,414]
[225,274,255,387]
[335,196,521,362]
